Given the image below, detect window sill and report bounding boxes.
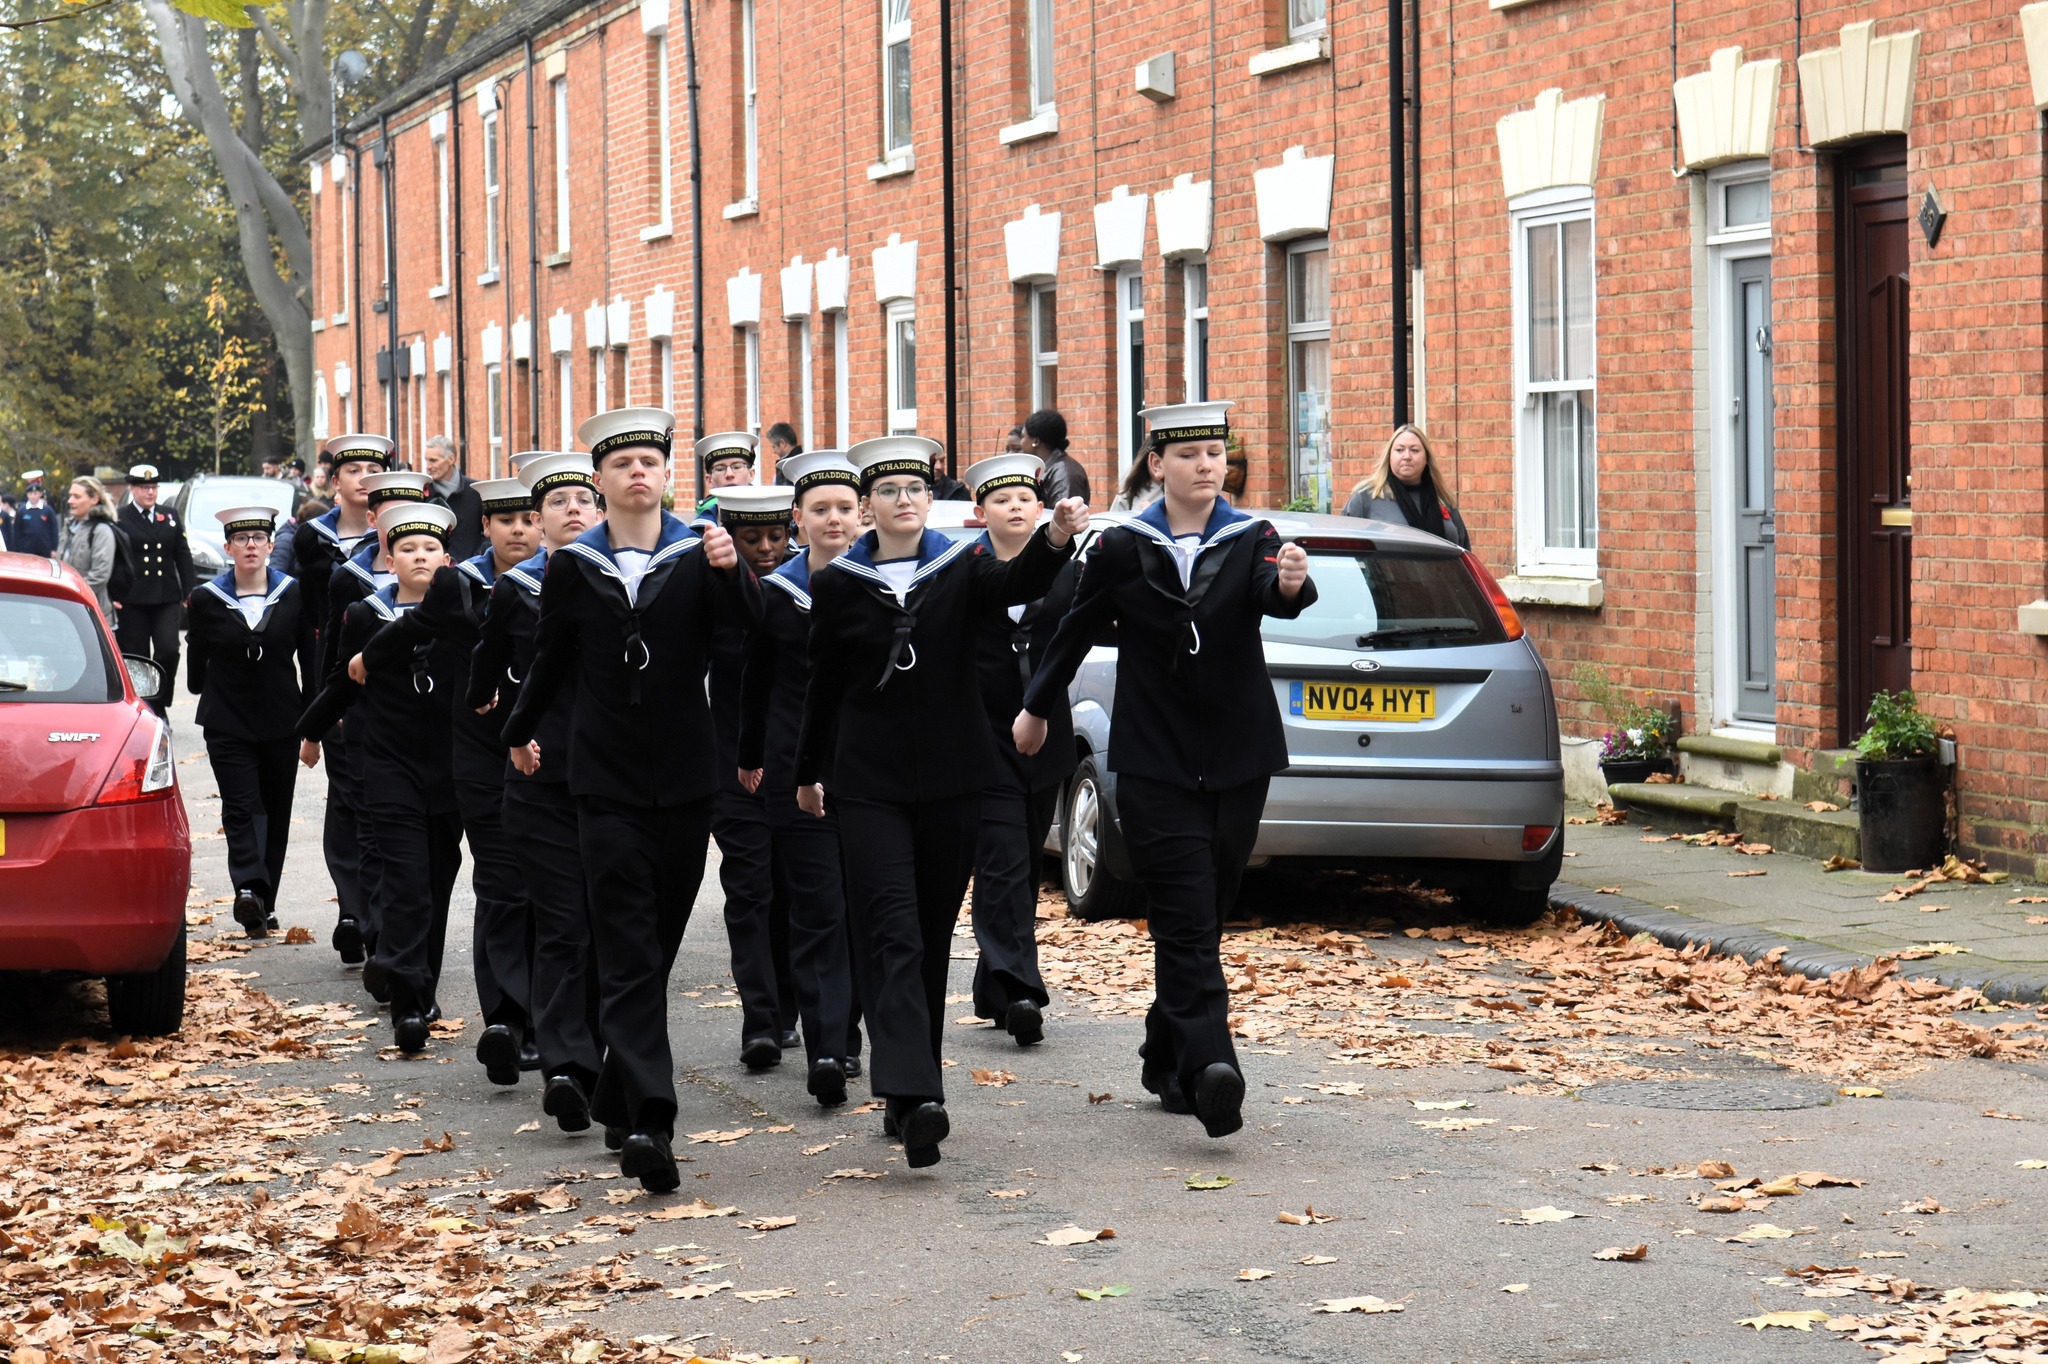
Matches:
[329,312,349,327]
[1500,574,1604,609]
[310,318,326,333]
[722,197,759,221]
[866,152,915,181]
[1249,33,1329,77]
[428,283,450,299]
[1489,0,1549,9]
[2018,599,2048,636]
[544,251,571,268]
[999,109,1059,146]
[475,270,500,287]
[639,222,674,243]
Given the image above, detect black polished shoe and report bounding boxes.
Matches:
[739,1035,782,1071]
[476,1024,521,1086]
[424,1001,442,1025]
[266,915,280,931]
[779,1028,800,1051]
[843,1054,862,1080]
[603,1124,626,1152]
[806,1057,847,1107]
[1005,999,1045,1047]
[619,1131,681,1193]
[1194,1062,1246,1139]
[543,1074,592,1132]
[332,916,365,965]
[898,1101,949,1169]
[234,889,268,938]
[518,1036,543,1072]
[1142,1057,1193,1114]
[881,1107,899,1139]
[393,1013,430,1055]
[361,958,392,1003]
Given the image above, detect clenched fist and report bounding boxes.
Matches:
[1275,541,1309,599]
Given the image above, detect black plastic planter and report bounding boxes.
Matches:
[1857,755,1946,873]
[1600,758,1671,787]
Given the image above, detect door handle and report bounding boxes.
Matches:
[1754,325,1772,355]
[1757,517,1775,544]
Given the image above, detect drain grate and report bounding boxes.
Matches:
[1582,1078,1839,1111]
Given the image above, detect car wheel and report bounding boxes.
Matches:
[106,919,187,1037]
[1062,756,1146,922]
[1461,869,1553,928]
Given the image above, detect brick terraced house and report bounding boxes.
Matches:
[303,0,2048,874]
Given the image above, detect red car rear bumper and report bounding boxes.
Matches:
[0,797,191,975]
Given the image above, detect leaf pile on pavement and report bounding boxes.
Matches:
[1768,1265,2048,1361]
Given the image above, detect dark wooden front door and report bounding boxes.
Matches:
[1837,140,1912,744]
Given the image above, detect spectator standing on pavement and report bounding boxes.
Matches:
[424,434,485,561]
[1024,409,1092,508]
[0,493,15,548]
[58,475,119,622]
[115,464,198,716]
[1110,455,1163,512]
[1341,424,1471,550]
[765,421,802,485]
[13,473,62,559]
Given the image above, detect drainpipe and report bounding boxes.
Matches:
[938,0,958,472]
[1389,0,1409,428]
[380,114,401,446]
[351,139,364,426]
[525,37,543,449]
[682,0,707,503]
[450,77,469,464]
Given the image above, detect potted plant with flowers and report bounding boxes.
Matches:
[1572,666,1679,787]
[1853,689,1946,872]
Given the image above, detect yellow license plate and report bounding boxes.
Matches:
[1290,680,1436,723]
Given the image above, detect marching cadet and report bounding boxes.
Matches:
[13,472,62,559]
[1015,401,1314,1140]
[186,506,315,938]
[298,500,467,1056]
[115,464,197,716]
[501,408,761,1192]
[795,437,1086,1167]
[469,451,606,1131]
[961,453,1078,1047]
[698,431,760,498]
[291,434,394,967]
[737,451,866,1106]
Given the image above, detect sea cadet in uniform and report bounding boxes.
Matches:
[1016,401,1314,1140]
[13,472,61,559]
[186,506,316,937]
[795,436,1086,1167]
[115,464,197,716]
[501,408,761,1191]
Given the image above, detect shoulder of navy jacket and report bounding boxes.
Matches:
[263,569,294,604]
[200,573,239,609]
[505,552,546,594]
[765,573,813,611]
[364,591,401,622]
[907,532,971,587]
[457,555,493,585]
[309,507,344,541]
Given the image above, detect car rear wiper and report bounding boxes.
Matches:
[0,679,27,691]
[1355,622,1479,647]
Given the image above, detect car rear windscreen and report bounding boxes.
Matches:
[1261,548,1506,651]
[0,594,123,703]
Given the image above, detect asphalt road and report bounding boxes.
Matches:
[114,703,2048,1361]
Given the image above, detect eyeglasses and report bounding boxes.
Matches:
[869,481,930,503]
[227,532,271,547]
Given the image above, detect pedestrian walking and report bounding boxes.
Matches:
[1016,401,1315,1141]
[796,436,1086,1167]
[186,505,316,939]
[57,476,119,623]
[1024,410,1092,508]
[1340,424,1470,549]
[13,474,62,559]
[500,407,761,1192]
[115,464,198,716]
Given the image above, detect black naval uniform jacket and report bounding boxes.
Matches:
[117,502,197,606]
[185,569,315,740]
[501,514,762,806]
[319,538,390,680]
[466,547,567,784]
[736,551,818,791]
[359,553,512,787]
[796,526,1073,803]
[298,586,464,813]
[290,506,373,652]
[1022,498,1317,793]
[969,533,1079,797]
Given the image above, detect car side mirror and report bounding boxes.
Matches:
[122,655,163,699]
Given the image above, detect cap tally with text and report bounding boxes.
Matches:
[127,464,161,486]
[578,407,674,461]
[376,500,457,545]
[360,470,433,509]
[1140,400,1235,449]
[780,450,860,497]
[963,453,1045,503]
[473,477,534,515]
[517,451,597,499]
[848,436,942,493]
[322,432,397,470]
[216,506,279,537]
[715,485,795,527]
[696,431,759,471]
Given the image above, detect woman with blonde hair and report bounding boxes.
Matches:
[58,475,120,621]
[1342,424,1470,550]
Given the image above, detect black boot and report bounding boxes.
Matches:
[619,1131,681,1193]
[234,889,267,939]
[807,1057,847,1107]
[895,1100,949,1169]
[332,916,365,965]
[1194,1062,1245,1139]
[543,1074,592,1132]
[1005,999,1044,1047]
[476,1024,521,1086]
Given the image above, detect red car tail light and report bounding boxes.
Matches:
[1462,553,1525,642]
[1522,824,1557,853]
[96,716,176,805]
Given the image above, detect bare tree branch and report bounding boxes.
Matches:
[0,0,118,32]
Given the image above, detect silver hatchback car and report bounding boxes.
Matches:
[1047,510,1565,924]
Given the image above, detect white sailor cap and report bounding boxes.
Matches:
[509,449,569,476]
[578,407,674,460]
[848,436,943,492]
[216,506,280,537]
[781,450,861,497]
[1140,400,1235,448]
[23,469,46,484]
[695,431,759,470]
[963,453,1045,502]
[715,485,796,527]
[127,463,162,485]
[474,478,534,514]
[518,452,598,498]
[322,433,397,469]
[376,500,457,545]
[360,470,433,508]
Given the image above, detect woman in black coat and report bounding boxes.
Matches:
[1340,424,1471,549]
[795,437,1086,1167]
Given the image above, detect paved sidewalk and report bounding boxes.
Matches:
[1553,801,2048,1003]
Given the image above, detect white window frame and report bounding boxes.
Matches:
[439,371,453,444]
[620,346,633,407]
[741,0,760,201]
[593,344,608,413]
[480,110,502,279]
[796,319,814,446]
[432,133,451,295]
[1288,0,1327,41]
[1026,0,1054,114]
[885,301,917,434]
[341,390,353,432]
[415,371,428,459]
[557,353,575,448]
[655,337,675,414]
[1182,259,1208,402]
[1706,162,1773,733]
[1114,266,1145,476]
[1285,239,1332,508]
[314,375,331,439]
[377,155,392,300]
[832,312,851,446]
[743,327,762,433]
[652,35,674,227]
[881,0,912,158]
[334,173,352,325]
[486,363,505,475]
[552,77,571,254]
[1510,187,1599,578]
[380,377,394,439]
[1028,283,1058,412]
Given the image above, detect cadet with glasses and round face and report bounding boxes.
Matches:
[500,408,761,1192]
[186,506,317,940]
[1016,401,1314,1142]
[297,501,467,1058]
[795,437,1088,1168]
[469,452,609,1134]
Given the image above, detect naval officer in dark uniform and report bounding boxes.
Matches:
[114,464,197,716]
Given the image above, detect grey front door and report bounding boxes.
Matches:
[1731,254,1776,724]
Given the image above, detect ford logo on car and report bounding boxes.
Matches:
[1349,659,1381,673]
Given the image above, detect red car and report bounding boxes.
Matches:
[0,550,191,1034]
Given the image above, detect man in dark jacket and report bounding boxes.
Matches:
[424,434,485,561]
[13,473,61,558]
[115,464,198,715]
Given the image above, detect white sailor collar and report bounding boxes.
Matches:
[1125,496,1256,555]
[200,567,292,622]
[504,545,548,596]
[365,583,417,621]
[832,528,971,598]
[309,505,373,551]
[557,511,702,584]
[457,549,499,588]
[766,550,816,610]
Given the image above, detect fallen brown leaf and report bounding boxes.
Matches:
[1593,1244,1648,1262]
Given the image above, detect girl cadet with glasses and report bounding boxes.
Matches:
[1015,401,1314,1142]
[795,437,1088,1168]
[499,408,761,1193]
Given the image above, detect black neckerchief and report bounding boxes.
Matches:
[1393,473,1447,542]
